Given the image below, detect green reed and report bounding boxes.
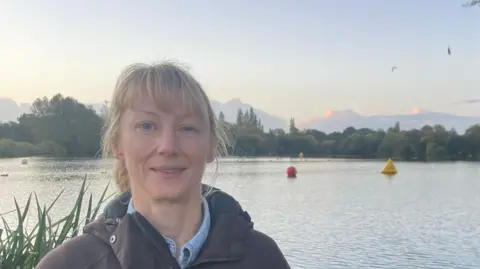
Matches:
[0,177,113,269]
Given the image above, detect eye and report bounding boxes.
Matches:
[179,125,198,133]
[138,122,155,131]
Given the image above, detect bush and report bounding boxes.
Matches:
[0,139,37,158]
[0,139,67,158]
[35,141,67,157]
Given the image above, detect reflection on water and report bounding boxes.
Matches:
[1,157,480,268]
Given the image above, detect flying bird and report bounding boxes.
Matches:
[391,66,397,72]
[447,46,451,55]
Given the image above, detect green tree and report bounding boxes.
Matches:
[218,111,226,122]
[236,109,244,126]
[15,94,103,157]
[2,94,480,162]
[289,118,299,134]
[248,107,257,127]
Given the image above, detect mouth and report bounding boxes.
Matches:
[149,167,186,178]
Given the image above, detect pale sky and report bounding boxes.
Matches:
[0,0,479,121]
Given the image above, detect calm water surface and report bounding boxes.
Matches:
[1,157,480,268]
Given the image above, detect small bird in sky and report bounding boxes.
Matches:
[391,66,398,72]
[447,46,451,55]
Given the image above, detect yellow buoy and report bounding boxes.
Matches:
[298,152,304,159]
[381,158,397,174]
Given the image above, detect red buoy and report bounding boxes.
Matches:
[286,166,297,178]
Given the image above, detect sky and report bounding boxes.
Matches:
[0,0,479,121]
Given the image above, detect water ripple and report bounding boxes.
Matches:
[1,158,480,268]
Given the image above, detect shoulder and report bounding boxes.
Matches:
[244,229,291,268]
[35,234,111,269]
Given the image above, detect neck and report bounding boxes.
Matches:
[132,189,203,255]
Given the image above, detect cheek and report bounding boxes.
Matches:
[181,136,212,162]
[118,131,152,162]
[120,135,152,185]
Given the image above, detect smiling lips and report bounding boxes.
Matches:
[149,166,186,179]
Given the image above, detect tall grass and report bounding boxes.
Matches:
[0,177,113,269]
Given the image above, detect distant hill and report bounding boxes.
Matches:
[210,98,288,130]
[2,97,479,134]
[298,109,480,134]
[0,98,31,122]
[0,97,288,130]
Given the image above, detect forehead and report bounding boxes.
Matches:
[128,94,199,117]
[114,64,212,122]
[122,84,209,122]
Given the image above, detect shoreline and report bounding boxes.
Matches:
[1,155,478,163]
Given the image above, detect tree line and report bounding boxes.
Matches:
[1,94,479,161]
[222,108,480,161]
[0,94,104,158]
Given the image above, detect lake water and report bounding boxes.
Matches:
[1,157,480,268]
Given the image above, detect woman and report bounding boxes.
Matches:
[36,61,291,269]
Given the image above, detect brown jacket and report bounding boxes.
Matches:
[35,186,291,269]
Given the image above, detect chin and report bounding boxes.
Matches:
[146,177,190,201]
[149,188,185,200]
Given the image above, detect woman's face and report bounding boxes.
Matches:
[115,94,212,201]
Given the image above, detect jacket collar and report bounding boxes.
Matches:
[126,195,211,267]
[84,184,253,267]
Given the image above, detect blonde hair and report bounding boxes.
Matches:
[101,61,229,192]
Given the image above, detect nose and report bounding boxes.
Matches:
[155,127,178,156]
